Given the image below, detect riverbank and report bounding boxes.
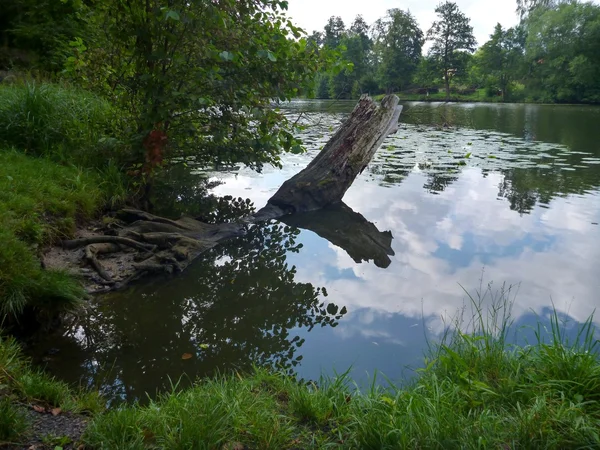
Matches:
[373,88,505,104]
[2,309,600,449]
[0,82,129,328]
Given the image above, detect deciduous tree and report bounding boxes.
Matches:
[427,1,476,100]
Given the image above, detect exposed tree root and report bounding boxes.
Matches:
[84,246,114,283]
[63,236,156,252]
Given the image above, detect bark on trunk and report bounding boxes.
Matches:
[56,95,402,293]
[255,94,402,219]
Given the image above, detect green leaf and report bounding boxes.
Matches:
[219,51,234,61]
[465,152,472,158]
[165,10,180,21]
[267,51,277,62]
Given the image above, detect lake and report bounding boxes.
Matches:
[29,100,600,403]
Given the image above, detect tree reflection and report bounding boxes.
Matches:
[423,172,459,194]
[498,164,600,215]
[50,221,345,403]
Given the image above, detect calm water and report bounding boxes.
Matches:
[31,101,600,402]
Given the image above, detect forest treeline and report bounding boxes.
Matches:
[309,0,600,103]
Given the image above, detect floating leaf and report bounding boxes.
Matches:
[199,344,209,350]
[181,353,193,360]
[465,152,472,158]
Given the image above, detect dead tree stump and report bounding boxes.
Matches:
[255,94,402,219]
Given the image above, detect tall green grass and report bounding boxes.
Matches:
[84,289,600,449]
[0,151,105,324]
[0,81,127,167]
[0,82,132,326]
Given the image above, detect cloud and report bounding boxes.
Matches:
[286,0,521,49]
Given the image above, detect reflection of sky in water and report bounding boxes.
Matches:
[211,126,600,384]
[27,103,600,398]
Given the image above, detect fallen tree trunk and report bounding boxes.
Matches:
[255,94,402,220]
[53,95,402,292]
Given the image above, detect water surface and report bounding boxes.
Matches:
[31,101,600,402]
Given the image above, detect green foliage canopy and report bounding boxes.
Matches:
[427,1,476,100]
[64,0,330,172]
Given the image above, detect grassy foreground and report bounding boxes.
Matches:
[3,307,599,449]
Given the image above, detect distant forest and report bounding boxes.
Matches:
[307,0,600,103]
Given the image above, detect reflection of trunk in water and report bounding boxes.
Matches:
[281,203,395,268]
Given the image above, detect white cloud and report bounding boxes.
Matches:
[286,0,521,49]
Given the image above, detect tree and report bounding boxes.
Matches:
[413,55,440,90]
[478,24,525,101]
[373,9,424,93]
[329,15,375,99]
[323,16,346,49]
[516,0,565,17]
[66,1,328,198]
[427,1,476,100]
[0,0,87,71]
[524,1,600,103]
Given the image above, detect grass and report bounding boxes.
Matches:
[0,397,28,442]
[0,151,107,324]
[0,81,126,167]
[0,333,105,446]
[0,81,132,326]
[83,289,600,450]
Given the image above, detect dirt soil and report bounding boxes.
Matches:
[42,220,138,294]
[8,406,88,450]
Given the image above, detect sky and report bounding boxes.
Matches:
[286,0,522,49]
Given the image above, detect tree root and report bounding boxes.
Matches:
[62,236,156,252]
[85,246,114,283]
